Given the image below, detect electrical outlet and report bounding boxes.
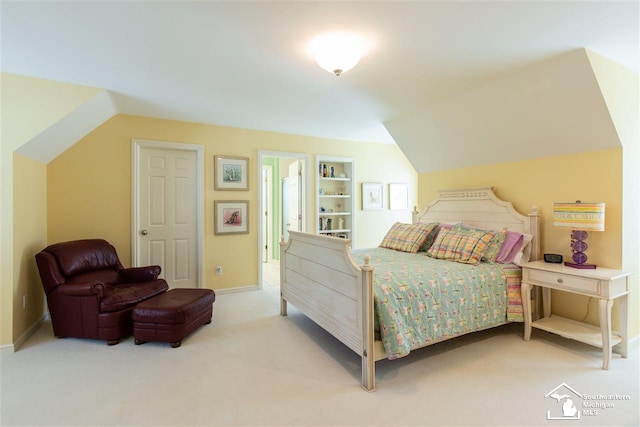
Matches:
[23,295,27,309]
[215,266,222,275]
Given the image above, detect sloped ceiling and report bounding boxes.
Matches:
[2,1,638,166]
[15,89,116,163]
[385,49,621,173]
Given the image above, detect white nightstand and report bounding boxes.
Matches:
[521,260,632,370]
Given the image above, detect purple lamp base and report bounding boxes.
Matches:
[566,230,597,269]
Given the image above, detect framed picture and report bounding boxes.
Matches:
[214,155,249,190]
[214,200,249,235]
[362,182,384,210]
[389,183,409,210]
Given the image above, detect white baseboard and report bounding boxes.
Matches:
[12,312,49,352]
[215,284,259,295]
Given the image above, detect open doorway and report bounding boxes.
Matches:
[258,151,309,289]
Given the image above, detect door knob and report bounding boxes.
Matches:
[141,229,148,236]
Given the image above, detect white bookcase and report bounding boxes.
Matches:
[316,156,355,242]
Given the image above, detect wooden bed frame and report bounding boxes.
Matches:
[279,187,540,391]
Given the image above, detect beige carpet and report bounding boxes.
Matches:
[1,286,638,426]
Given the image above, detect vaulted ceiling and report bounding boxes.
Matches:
[3,1,638,171]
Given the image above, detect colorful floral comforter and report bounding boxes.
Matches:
[351,248,522,360]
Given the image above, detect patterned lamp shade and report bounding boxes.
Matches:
[553,202,605,231]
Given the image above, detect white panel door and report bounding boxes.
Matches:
[138,147,197,288]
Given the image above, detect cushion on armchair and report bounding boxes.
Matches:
[100,280,169,313]
[46,239,123,277]
[119,266,162,282]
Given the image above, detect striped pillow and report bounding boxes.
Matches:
[379,222,439,253]
[426,224,495,265]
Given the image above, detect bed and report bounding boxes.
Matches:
[279,187,540,391]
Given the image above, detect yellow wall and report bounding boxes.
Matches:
[418,148,637,337]
[587,51,640,345]
[12,154,48,340]
[5,69,636,350]
[47,114,417,291]
[1,73,102,347]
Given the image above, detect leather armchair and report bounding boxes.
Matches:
[36,239,169,345]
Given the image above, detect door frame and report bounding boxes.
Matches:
[131,139,205,287]
[258,150,310,289]
[262,164,273,263]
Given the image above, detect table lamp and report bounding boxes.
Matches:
[553,201,605,269]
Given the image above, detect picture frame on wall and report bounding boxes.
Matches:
[389,183,409,210]
[214,155,249,190]
[362,182,384,210]
[214,200,249,235]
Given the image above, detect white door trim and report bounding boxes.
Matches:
[257,150,310,289]
[132,139,205,287]
[262,164,273,263]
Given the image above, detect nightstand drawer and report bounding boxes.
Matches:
[528,269,600,294]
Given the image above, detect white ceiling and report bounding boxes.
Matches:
[2,1,639,145]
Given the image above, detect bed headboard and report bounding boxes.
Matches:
[412,187,540,261]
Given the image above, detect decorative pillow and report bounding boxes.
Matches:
[427,224,495,265]
[454,225,506,262]
[379,222,439,254]
[496,231,524,264]
[514,233,534,266]
[419,223,445,252]
[484,228,507,262]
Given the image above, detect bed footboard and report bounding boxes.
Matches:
[280,231,376,391]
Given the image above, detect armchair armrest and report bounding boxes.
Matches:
[57,282,106,298]
[119,266,161,282]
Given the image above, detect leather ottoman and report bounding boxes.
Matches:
[132,288,215,348]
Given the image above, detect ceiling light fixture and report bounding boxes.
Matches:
[310,32,366,76]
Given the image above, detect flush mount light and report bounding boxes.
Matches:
[309,32,366,76]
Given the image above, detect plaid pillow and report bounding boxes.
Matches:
[456,225,507,262]
[426,224,495,265]
[419,222,457,252]
[379,222,439,253]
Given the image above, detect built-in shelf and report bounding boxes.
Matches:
[318,229,351,234]
[316,156,355,241]
[318,212,351,216]
[320,177,351,181]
